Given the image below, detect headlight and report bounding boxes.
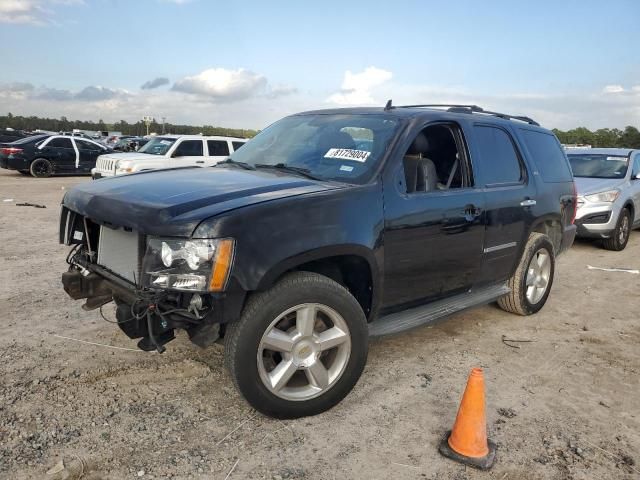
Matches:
[585,190,619,203]
[115,161,134,173]
[142,237,235,292]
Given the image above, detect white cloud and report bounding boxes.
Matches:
[0,0,83,25]
[172,68,268,102]
[603,85,625,94]
[327,67,393,105]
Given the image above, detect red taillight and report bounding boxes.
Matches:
[0,147,22,155]
[571,181,578,225]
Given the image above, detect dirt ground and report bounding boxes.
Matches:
[0,169,638,480]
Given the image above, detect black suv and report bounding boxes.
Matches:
[60,104,576,418]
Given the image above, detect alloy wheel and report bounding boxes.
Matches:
[257,303,351,401]
[525,248,551,304]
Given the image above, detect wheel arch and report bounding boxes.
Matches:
[256,244,380,320]
[529,215,563,254]
[622,199,635,220]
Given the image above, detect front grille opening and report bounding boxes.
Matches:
[96,225,142,284]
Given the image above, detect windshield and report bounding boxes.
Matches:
[568,154,629,179]
[137,137,176,155]
[228,114,400,184]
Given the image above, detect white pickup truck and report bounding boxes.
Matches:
[91,134,247,179]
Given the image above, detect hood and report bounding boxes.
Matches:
[574,177,625,196]
[63,167,345,237]
[99,152,160,162]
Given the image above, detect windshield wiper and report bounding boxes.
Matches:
[216,158,256,170]
[255,163,323,181]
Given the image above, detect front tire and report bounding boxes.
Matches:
[30,158,53,178]
[498,233,555,316]
[602,208,631,251]
[224,272,368,418]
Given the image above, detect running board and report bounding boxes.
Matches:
[368,284,510,337]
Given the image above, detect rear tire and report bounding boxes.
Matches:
[498,233,555,316]
[602,208,631,251]
[30,158,53,178]
[224,271,368,418]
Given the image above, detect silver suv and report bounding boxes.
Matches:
[567,148,640,250]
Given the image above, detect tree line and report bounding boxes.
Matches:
[552,126,640,149]
[0,113,258,138]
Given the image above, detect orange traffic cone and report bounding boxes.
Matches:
[438,367,496,470]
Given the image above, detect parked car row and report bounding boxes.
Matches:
[0,133,247,178]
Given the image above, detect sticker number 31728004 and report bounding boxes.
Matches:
[324,148,371,162]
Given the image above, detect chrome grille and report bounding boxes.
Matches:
[96,156,116,176]
[97,226,140,283]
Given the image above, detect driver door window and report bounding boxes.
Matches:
[632,155,640,178]
[171,140,205,168]
[401,123,472,194]
[173,140,204,158]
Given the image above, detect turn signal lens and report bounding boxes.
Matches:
[209,239,235,291]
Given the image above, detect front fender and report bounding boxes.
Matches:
[193,182,385,294]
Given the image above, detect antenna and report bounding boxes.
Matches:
[384,99,393,111]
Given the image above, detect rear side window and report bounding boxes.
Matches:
[232,141,245,151]
[48,137,73,149]
[208,140,230,156]
[173,140,203,157]
[473,126,523,185]
[520,130,572,182]
[76,140,103,152]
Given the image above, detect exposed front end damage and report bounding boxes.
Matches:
[60,206,244,353]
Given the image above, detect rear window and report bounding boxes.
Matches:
[11,134,49,145]
[520,130,572,182]
[473,125,523,185]
[48,137,73,148]
[207,140,230,156]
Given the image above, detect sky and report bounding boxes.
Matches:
[0,0,639,130]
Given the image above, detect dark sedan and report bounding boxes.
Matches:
[0,134,111,177]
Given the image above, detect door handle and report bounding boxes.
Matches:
[195,160,204,164]
[520,199,537,207]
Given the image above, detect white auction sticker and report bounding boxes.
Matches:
[607,156,626,161]
[324,148,371,162]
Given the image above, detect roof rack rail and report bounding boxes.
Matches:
[384,102,540,126]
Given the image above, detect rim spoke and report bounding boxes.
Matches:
[268,359,297,391]
[306,360,329,389]
[536,252,547,269]
[296,305,316,337]
[526,268,536,286]
[262,329,295,353]
[316,327,349,351]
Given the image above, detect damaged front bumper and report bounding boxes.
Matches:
[62,253,246,353]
